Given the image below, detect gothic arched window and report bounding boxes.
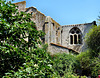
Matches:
[69,27,82,44]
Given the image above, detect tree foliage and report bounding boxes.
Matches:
[77,19,100,77]
[3,47,56,78]
[85,25,100,55]
[1,0,100,78]
[52,53,78,77]
[0,0,46,77]
[77,50,100,77]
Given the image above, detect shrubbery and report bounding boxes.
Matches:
[85,25,100,56]
[0,0,100,78]
[3,47,56,78]
[83,19,100,77]
[76,50,100,77]
[52,53,79,77]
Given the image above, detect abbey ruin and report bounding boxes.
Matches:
[14,1,96,54]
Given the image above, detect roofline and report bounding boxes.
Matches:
[50,43,79,54]
[51,17,61,26]
[62,22,94,27]
[13,1,26,5]
[25,7,46,16]
[25,7,37,12]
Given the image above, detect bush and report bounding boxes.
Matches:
[77,50,100,77]
[3,47,57,78]
[52,53,78,77]
[91,55,100,77]
[63,73,87,78]
[84,20,100,77]
[0,45,26,77]
[85,25,100,55]
[76,50,92,76]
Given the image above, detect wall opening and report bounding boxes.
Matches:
[70,35,73,44]
[69,27,82,45]
[74,34,77,44]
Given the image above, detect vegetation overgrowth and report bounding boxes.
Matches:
[0,0,100,78]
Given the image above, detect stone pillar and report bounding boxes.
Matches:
[45,22,50,44]
[77,34,78,44]
[51,23,56,43]
[45,16,52,45]
[73,35,74,44]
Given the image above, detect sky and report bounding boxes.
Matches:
[12,0,100,25]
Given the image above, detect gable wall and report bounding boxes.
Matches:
[26,8,46,31]
[14,1,26,11]
[61,23,93,52]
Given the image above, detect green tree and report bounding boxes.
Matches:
[77,23,100,77]
[85,25,100,56]
[3,47,56,78]
[76,50,92,76]
[0,0,44,77]
[77,19,100,77]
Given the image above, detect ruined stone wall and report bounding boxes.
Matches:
[14,1,96,53]
[44,16,61,45]
[61,23,93,52]
[51,18,61,44]
[48,43,69,55]
[15,1,46,31]
[14,1,26,11]
[25,7,46,31]
[14,1,62,46]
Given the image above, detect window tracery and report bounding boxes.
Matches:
[69,27,82,44]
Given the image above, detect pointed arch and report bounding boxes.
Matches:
[69,27,82,44]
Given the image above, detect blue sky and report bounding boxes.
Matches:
[12,0,100,25]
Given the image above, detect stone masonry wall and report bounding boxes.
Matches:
[14,1,26,11]
[61,23,94,52]
[45,16,61,45]
[25,7,46,31]
[14,1,96,53]
[48,44,69,55]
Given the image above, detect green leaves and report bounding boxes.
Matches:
[85,25,100,55]
[52,53,78,77]
[3,47,56,78]
[76,49,100,77]
[0,0,45,77]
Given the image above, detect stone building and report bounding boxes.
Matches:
[14,1,96,54]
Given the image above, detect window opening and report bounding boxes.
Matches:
[69,27,82,45]
[70,35,73,44]
[74,34,77,44]
[78,35,81,44]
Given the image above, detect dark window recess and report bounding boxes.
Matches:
[76,31,79,34]
[71,31,75,34]
[43,24,45,31]
[74,35,77,44]
[78,35,81,44]
[56,31,58,35]
[52,23,54,26]
[42,37,45,44]
[45,22,48,24]
[70,35,73,44]
[31,12,33,15]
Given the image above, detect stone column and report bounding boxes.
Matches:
[73,35,74,44]
[45,22,50,44]
[77,34,78,44]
